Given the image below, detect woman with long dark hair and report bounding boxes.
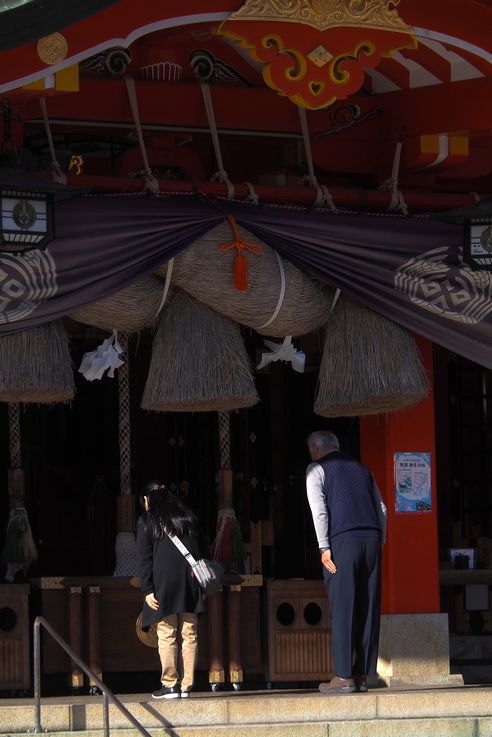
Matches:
[136,481,204,699]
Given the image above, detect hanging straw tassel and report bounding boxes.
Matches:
[141,289,258,412]
[315,295,429,417]
[0,322,74,404]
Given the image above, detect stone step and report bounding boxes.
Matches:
[2,687,492,736]
[6,718,492,737]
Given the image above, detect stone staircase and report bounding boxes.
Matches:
[2,686,492,737]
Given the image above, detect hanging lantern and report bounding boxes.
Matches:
[0,164,85,255]
[435,198,492,272]
[0,187,53,253]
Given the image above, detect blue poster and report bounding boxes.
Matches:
[394,452,432,512]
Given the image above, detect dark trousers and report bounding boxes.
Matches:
[323,536,382,679]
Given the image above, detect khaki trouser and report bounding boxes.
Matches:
[156,613,198,691]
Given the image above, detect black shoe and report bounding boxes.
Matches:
[356,675,368,693]
[152,685,181,699]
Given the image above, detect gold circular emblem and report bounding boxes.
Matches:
[37,33,68,65]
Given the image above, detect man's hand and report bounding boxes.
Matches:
[145,592,159,610]
[321,549,337,574]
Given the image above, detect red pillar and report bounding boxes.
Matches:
[359,335,440,615]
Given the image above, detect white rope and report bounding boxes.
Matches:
[298,107,336,210]
[315,184,336,211]
[39,97,66,184]
[298,106,317,189]
[378,140,408,215]
[258,251,286,329]
[154,258,174,319]
[327,288,341,319]
[200,82,234,198]
[244,181,259,205]
[124,75,159,193]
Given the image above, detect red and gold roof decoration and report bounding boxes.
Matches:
[218,0,417,109]
[225,0,412,33]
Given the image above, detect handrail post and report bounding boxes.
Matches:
[33,618,42,733]
[32,616,152,737]
[103,691,109,737]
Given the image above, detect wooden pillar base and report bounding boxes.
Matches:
[116,494,136,533]
[68,587,83,690]
[207,589,225,688]
[88,586,101,687]
[227,585,243,685]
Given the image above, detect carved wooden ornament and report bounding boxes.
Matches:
[218,0,417,110]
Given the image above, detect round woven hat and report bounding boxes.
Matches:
[135,612,158,648]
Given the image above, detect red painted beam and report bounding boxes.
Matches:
[21,78,302,136]
[62,174,486,212]
[378,76,492,137]
[20,75,492,142]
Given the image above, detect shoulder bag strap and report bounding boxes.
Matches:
[165,529,199,567]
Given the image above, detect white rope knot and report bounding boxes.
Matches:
[50,161,67,185]
[244,181,259,205]
[211,169,234,199]
[314,184,336,211]
[142,168,159,194]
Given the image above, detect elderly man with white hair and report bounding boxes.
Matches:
[306,430,387,694]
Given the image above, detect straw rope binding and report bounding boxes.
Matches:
[157,222,334,337]
[70,274,167,333]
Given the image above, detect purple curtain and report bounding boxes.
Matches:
[1,194,489,369]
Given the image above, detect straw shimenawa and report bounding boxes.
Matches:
[156,221,334,337]
[0,322,74,404]
[70,274,167,333]
[141,289,259,412]
[315,295,429,417]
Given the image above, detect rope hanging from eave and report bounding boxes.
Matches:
[124,75,159,194]
[297,106,336,211]
[39,97,66,184]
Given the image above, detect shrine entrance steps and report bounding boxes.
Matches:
[2,685,492,737]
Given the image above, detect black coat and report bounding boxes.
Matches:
[136,513,204,628]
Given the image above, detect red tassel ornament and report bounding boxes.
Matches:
[219,215,262,291]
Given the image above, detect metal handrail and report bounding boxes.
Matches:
[33,616,151,737]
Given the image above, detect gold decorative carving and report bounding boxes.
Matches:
[37,33,68,65]
[71,673,84,688]
[229,669,244,682]
[209,669,225,683]
[228,0,412,33]
[308,45,333,67]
